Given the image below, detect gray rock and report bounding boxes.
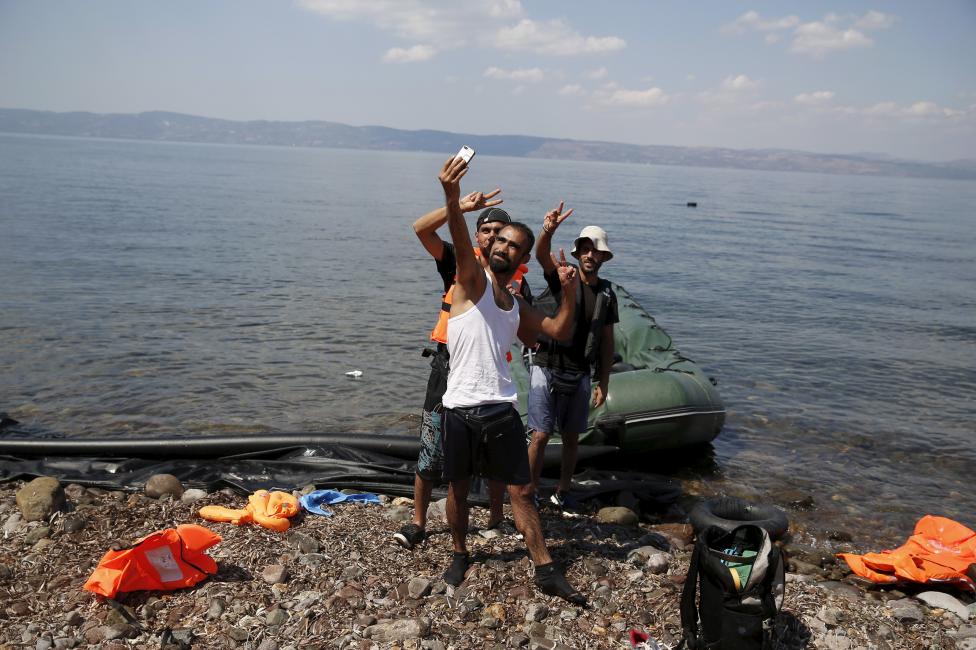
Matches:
[790,560,822,576]
[524,603,549,622]
[889,598,925,623]
[583,557,607,577]
[644,552,671,574]
[64,611,84,627]
[52,638,74,650]
[144,474,184,499]
[786,572,816,583]
[817,581,861,600]
[35,638,53,650]
[949,625,976,640]
[341,565,364,580]
[286,530,320,554]
[207,598,225,619]
[426,497,447,523]
[817,605,845,626]
[364,617,430,642]
[298,553,328,568]
[24,526,51,545]
[102,624,136,640]
[407,577,432,599]
[479,528,502,539]
[385,505,413,522]
[62,515,87,533]
[821,629,852,650]
[636,532,672,552]
[421,640,446,650]
[916,591,971,620]
[2,512,23,534]
[180,488,208,503]
[16,477,65,521]
[227,627,249,642]
[265,608,288,626]
[261,564,289,584]
[596,506,638,526]
[257,640,279,650]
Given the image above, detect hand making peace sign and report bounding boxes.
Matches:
[542,200,574,234]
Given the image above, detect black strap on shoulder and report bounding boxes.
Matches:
[680,541,703,650]
[441,301,451,313]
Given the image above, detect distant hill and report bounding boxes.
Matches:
[2,108,973,181]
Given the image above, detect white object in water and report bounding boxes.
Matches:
[345,370,363,378]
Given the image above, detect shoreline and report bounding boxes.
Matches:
[2,479,973,649]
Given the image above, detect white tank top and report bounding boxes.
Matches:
[441,273,521,409]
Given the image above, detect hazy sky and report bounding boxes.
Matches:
[1,1,974,161]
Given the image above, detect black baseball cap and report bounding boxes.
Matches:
[475,207,512,228]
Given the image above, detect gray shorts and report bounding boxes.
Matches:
[527,365,591,435]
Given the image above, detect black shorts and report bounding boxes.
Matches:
[442,402,531,485]
[422,345,449,412]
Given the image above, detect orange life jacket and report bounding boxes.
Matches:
[199,489,300,532]
[83,524,221,598]
[838,515,976,589]
[430,247,527,344]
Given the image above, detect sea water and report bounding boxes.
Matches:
[1,133,974,546]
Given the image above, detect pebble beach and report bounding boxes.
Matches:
[2,477,974,650]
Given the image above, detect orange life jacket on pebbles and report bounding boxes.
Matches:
[838,515,976,589]
[83,524,221,598]
[430,248,527,346]
[199,489,300,532]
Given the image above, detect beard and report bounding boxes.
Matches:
[489,253,514,274]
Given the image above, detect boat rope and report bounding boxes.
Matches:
[655,354,696,375]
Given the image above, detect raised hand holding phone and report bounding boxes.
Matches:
[455,145,475,164]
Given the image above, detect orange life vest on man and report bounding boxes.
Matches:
[430,247,527,344]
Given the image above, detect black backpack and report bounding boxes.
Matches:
[680,524,786,650]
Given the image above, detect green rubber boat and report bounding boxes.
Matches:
[511,282,725,452]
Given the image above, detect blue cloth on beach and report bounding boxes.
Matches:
[299,489,381,516]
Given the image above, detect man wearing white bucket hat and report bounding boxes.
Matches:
[527,207,619,509]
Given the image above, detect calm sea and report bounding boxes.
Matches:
[1,133,974,546]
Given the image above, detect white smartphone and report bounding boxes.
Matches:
[455,145,475,164]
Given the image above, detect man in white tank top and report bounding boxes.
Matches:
[436,155,586,604]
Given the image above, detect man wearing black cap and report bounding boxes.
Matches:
[394,189,532,550]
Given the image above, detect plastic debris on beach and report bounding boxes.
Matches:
[300,489,381,516]
[199,489,300,532]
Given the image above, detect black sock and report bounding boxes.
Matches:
[443,552,470,587]
[535,562,587,605]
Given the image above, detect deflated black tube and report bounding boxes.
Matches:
[0,433,423,459]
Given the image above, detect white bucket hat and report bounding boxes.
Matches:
[571,225,613,261]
